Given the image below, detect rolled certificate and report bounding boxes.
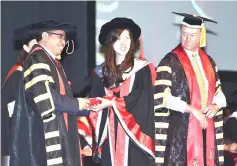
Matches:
[89,98,102,105]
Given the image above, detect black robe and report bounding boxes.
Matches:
[1,67,22,157]
[224,117,237,143]
[89,61,155,166]
[1,67,89,160]
[8,44,83,166]
[154,51,224,166]
[224,117,237,166]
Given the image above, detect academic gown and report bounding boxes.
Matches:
[89,59,155,166]
[7,44,88,166]
[1,65,89,160]
[154,44,224,166]
[1,65,23,158]
[224,117,237,166]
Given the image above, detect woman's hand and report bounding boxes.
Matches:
[90,97,113,112]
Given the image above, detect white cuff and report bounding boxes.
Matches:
[212,90,227,109]
[166,95,187,113]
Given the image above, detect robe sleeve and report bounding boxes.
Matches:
[111,65,155,158]
[154,53,189,113]
[23,50,82,122]
[88,72,107,141]
[86,71,108,162]
[208,56,225,164]
[50,88,90,116]
[153,53,175,165]
[211,65,227,109]
[23,50,59,121]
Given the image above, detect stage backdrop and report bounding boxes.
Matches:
[96,1,237,71]
[1,1,95,96]
[95,1,237,102]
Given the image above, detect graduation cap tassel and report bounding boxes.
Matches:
[66,40,75,55]
[200,23,207,47]
[172,12,217,48]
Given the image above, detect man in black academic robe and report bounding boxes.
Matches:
[3,20,91,166]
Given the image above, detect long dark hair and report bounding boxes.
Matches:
[16,33,42,65]
[102,28,135,88]
[16,50,28,65]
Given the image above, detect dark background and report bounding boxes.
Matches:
[1,1,97,165]
[1,1,236,166]
[2,1,236,101]
[1,1,96,97]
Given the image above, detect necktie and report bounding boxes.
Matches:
[55,59,62,68]
[191,53,207,109]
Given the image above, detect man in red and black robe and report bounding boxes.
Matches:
[154,13,226,166]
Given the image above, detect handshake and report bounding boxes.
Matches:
[78,96,114,112]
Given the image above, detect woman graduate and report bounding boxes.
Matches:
[89,17,156,166]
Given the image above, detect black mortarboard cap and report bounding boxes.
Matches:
[14,19,77,44]
[99,17,141,46]
[172,12,217,47]
[172,12,217,28]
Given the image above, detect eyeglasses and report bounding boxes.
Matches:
[47,31,66,41]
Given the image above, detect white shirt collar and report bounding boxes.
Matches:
[40,44,56,60]
[184,49,199,59]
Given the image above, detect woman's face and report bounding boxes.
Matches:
[113,29,131,57]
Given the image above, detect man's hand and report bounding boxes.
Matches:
[78,98,90,110]
[225,143,237,151]
[203,104,219,118]
[90,97,113,112]
[186,105,208,129]
[191,108,208,129]
[230,143,237,151]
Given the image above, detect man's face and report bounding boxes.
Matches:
[180,25,201,52]
[45,30,66,56]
